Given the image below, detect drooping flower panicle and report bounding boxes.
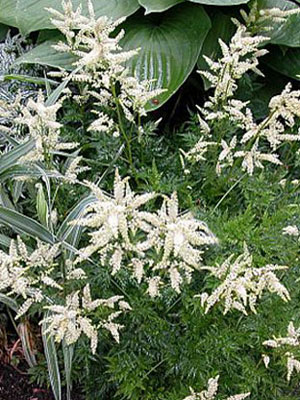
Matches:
[198,244,290,315]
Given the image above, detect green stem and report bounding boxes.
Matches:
[213,173,247,213]
[111,83,134,171]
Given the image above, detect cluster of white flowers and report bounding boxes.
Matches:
[0,237,61,318]
[0,233,132,354]
[138,192,218,294]
[182,376,250,400]
[200,23,267,106]
[198,244,290,315]
[15,91,78,163]
[263,322,300,381]
[42,284,131,354]
[184,18,300,176]
[72,169,157,268]
[72,170,217,296]
[47,0,164,131]
[283,225,299,238]
[241,1,300,34]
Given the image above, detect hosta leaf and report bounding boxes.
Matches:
[255,0,300,47]
[0,0,140,36]
[263,47,300,81]
[197,11,235,89]
[63,342,74,400]
[190,0,249,4]
[42,314,62,400]
[139,0,249,13]
[139,0,184,14]
[120,3,211,110]
[15,41,76,70]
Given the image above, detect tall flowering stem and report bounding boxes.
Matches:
[47,0,164,170]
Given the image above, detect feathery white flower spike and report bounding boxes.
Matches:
[182,375,250,400]
[199,243,290,315]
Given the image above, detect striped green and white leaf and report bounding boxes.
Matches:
[58,194,97,258]
[18,321,37,368]
[139,0,249,13]
[0,207,55,244]
[63,342,74,400]
[1,74,58,87]
[0,165,58,182]
[0,140,35,176]
[0,233,12,248]
[42,314,62,400]
[0,0,140,35]
[0,293,18,312]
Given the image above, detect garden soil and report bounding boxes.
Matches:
[0,363,83,400]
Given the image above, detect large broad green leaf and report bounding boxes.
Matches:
[15,41,76,70]
[263,47,300,81]
[138,0,184,14]
[197,11,235,89]
[0,0,140,36]
[120,3,211,110]
[190,0,249,4]
[139,0,249,13]
[255,0,300,47]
